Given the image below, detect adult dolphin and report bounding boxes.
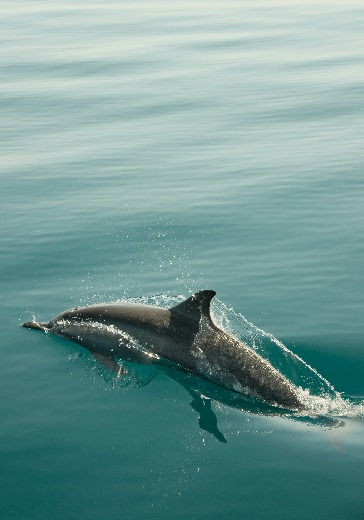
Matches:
[23,290,303,410]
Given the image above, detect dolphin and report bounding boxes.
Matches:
[23,290,303,410]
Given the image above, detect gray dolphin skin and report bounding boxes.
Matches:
[23,290,303,410]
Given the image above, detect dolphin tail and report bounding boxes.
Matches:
[22,321,49,331]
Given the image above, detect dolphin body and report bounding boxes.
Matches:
[23,290,303,410]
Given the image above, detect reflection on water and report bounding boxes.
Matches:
[79,351,352,443]
[33,292,361,442]
[28,292,363,443]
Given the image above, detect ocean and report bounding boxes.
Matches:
[1,1,364,519]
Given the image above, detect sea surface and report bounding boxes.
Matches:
[1,1,364,519]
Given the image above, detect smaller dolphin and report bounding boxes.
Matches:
[23,290,303,410]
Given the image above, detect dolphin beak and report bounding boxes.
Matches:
[22,321,48,331]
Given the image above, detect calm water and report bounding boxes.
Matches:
[1,1,364,518]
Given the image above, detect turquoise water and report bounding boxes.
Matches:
[1,1,364,518]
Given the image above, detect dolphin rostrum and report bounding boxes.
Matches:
[23,290,303,410]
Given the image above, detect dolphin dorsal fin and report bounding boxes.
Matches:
[170,290,216,325]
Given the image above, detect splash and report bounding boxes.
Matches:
[208,297,364,420]
[72,293,364,421]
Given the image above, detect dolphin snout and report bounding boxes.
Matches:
[22,321,48,331]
